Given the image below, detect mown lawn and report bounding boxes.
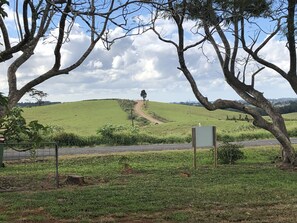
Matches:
[1,146,297,222]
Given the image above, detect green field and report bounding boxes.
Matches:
[23,100,131,136]
[4,100,297,222]
[1,147,297,222]
[22,99,297,141]
[4,101,297,222]
[143,102,259,139]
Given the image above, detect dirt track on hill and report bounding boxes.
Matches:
[134,100,163,124]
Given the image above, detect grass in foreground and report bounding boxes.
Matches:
[1,147,297,222]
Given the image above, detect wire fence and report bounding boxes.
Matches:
[1,142,60,189]
[4,144,56,161]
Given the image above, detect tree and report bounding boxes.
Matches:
[140,90,147,102]
[0,0,8,18]
[0,93,7,107]
[148,0,297,166]
[28,88,48,106]
[0,0,147,116]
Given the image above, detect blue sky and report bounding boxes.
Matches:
[1,3,296,103]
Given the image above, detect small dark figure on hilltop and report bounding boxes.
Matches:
[140,90,147,102]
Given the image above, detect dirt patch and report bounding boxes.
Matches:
[95,212,174,223]
[15,207,57,223]
[134,100,163,124]
[0,174,110,192]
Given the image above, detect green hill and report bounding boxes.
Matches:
[22,99,279,141]
[142,101,264,140]
[23,100,131,136]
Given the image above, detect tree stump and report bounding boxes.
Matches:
[65,175,85,185]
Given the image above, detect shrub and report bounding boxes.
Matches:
[1,107,53,144]
[117,99,137,120]
[288,128,297,137]
[217,134,236,142]
[53,133,86,147]
[117,99,136,113]
[97,124,190,146]
[50,132,102,147]
[97,124,140,145]
[97,124,123,138]
[217,142,245,164]
[135,117,150,126]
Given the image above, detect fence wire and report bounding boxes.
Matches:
[1,142,59,190]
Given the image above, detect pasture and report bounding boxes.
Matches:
[2,100,297,222]
[22,99,297,142]
[1,147,297,222]
[23,100,131,136]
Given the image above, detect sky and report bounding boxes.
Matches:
[1,3,296,104]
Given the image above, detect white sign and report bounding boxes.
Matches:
[192,126,218,169]
[192,126,216,148]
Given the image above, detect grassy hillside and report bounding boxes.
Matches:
[22,99,297,141]
[142,101,267,140]
[23,100,130,136]
[23,100,244,137]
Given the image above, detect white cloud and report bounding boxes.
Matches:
[133,58,161,81]
[1,12,296,103]
[259,38,290,72]
[111,56,124,69]
[86,60,103,69]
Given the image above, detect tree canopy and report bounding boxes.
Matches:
[0,0,147,115]
[2,0,297,166]
[28,88,48,106]
[140,90,147,101]
[147,0,297,165]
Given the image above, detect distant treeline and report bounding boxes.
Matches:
[253,101,297,115]
[173,102,202,106]
[175,99,297,115]
[275,101,297,114]
[17,101,61,107]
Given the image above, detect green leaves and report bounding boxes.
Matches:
[0,92,8,107]
[140,90,147,100]
[216,141,245,164]
[216,0,272,17]
[97,124,140,145]
[0,107,50,144]
[182,0,272,25]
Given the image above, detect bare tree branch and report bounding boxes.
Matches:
[147,0,297,165]
[2,0,151,109]
[251,67,265,88]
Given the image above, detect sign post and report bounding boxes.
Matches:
[192,126,217,169]
[0,138,4,168]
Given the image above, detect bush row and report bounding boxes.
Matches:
[218,127,297,142]
[51,132,191,147]
[218,131,272,142]
[47,125,297,147]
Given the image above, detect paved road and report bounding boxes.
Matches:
[3,138,297,161]
[3,143,191,161]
